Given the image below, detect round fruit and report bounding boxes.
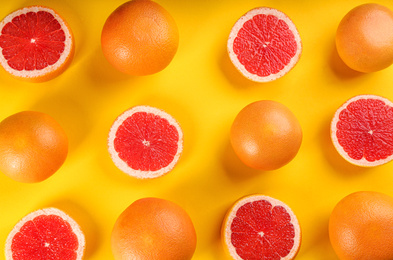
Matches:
[329,191,393,260]
[101,0,179,75]
[111,197,197,260]
[5,207,85,260]
[331,95,393,167]
[0,6,74,82]
[222,194,301,260]
[0,111,68,183]
[230,100,302,170]
[336,3,393,72]
[227,7,302,82]
[108,105,183,179]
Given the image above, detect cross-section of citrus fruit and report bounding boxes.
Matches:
[108,106,183,179]
[331,95,393,167]
[227,7,302,82]
[222,194,301,260]
[0,6,74,82]
[5,208,85,260]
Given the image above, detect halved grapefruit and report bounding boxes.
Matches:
[222,194,301,260]
[108,105,183,179]
[331,95,393,167]
[0,6,74,82]
[227,7,302,82]
[5,208,85,260]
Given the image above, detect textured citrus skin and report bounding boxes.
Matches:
[329,191,393,260]
[0,6,75,82]
[230,100,302,171]
[336,3,393,72]
[111,197,197,260]
[0,111,68,183]
[101,0,179,75]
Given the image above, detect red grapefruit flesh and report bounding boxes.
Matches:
[5,208,85,260]
[222,194,301,260]
[108,105,183,179]
[227,7,302,82]
[0,6,74,82]
[331,95,393,167]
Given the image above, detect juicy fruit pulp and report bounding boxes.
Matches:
[228,7,302,82]
[232,201,295,258]
[222,195,301,260]
[108,106,183,179]
[6,208,85,260]
[331,95,393,166]
[114,111,179,171]
[0,6,73,81]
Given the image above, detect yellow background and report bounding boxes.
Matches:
[1,0,393,259]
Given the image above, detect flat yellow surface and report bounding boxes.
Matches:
[1,0,393,259]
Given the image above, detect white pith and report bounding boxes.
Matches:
[227,7,302,82]
[108,105,183,179]
[0,6,73,79]
[331,94,393,167]
[223,195,301,260]
[5,208,85,260]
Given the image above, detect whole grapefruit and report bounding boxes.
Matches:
[336,3,393,72]
[329,191,393,260]
[111,197,197,260]
[0,111,68,183]
[101,0,179,75]
[230,100,302,171]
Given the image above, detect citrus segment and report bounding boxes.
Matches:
[0,6,74,82]
[331,95,393,166]
[222,195,301,260]
[108,106,183,179]
[228,7,302,82]
[5,208,85,260]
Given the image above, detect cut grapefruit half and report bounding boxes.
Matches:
[331,95,393,167]
[222,194,301,260]
[0,6,74,82]
[227,7,302,82]
[108,105,183,179]
[5,208,85,260]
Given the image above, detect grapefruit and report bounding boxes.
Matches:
[329,191,393,260]
[111,197,197,260]
[331,95,393,167]
[336,3,393,73]
[222,194,301,260]
[0,6,74,82]
[227,7,302,82]
[101,0,179,75]
[230,100,302,171]
[0,111,68,183]
[108,105,183,179]
[5,208,85,260]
